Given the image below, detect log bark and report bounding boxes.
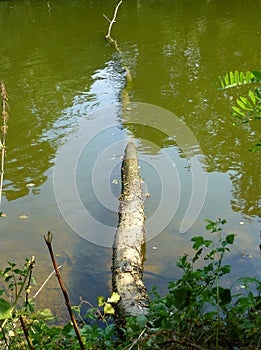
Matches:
[112,141,149,320]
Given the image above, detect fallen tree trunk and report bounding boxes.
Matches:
[112,141,149,320]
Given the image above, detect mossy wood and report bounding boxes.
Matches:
[112,141,149,319]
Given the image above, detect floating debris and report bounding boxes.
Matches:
[240,251,253,258]
[19,214,28,220]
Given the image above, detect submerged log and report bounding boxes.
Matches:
[112,141,149,319]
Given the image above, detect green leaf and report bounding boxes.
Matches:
[71,305,80,313]
[98,295,106,307]
[136,314,147,328]
[226,234,235,244]
[63,322,73,335]
[229,71,234,85]
[192,248,203,263]
[220,265,231,274]
[224,73,229,86]
[239,96,252,108]
[232,106,245,117]
[0,298,12,320]
[249,90,256,104]
[246,71,251,83]
[205,219,215,231]
[204,240,213,247]
[237,99,249,110]
[219,287,232,305]
[38,308,54,320]
[31,277,37,286]
[172,287,192,309]
[191,236,204,250]
[107,292,120,304]
[219,77,224,89]
[247,291,255,305]
[8,262,16,268]
[235,70,239,84]
[239,71,244,83]
[104,303,115,315]
[252,71,261,80]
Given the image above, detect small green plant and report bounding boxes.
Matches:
[123,219,261,349]
[0,257,121,349]
[70,293,120,349]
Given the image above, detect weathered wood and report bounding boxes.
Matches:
[112,141,149,319]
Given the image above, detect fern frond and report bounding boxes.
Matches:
[218,70,261,90]
[232,88,261,122]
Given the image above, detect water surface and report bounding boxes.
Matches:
[0,0,260,320]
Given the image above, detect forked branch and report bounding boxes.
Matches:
[104,0,123,51]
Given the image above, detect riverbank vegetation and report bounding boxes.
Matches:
[0,219,260,349]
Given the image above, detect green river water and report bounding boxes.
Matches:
[0,0,260,321]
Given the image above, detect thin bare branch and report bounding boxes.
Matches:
[105,0,122,39]
[44,231,85,350]
[103,14,110,23]
[104,0,123,51]
[19,315,36,350]
[127,328,147,350]
[32,265,63,300]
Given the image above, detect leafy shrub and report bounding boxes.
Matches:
[0,219,260,349]
[124,219,261,349]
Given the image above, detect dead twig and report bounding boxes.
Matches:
[43,231,85,350]
[126,327,147,350]
[32,265,63,300]
[103,0,123,51]
[103,1,133,110]
[0,81,8,210]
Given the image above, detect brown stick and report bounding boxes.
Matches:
[0,81,8,209]
[43,231,85,350]
[19,315,36,350]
